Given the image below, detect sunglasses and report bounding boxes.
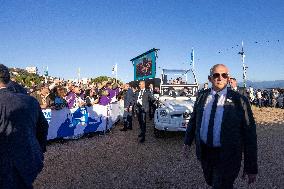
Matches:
[211,73,229,79]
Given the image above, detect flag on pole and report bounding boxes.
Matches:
[112,64,117,75]
[78,67,81,81]
[43,66,49,76]
[190,48,194,69]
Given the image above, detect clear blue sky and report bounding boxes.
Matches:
[0,0,283,83]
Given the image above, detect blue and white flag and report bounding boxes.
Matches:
[190,48,194,69]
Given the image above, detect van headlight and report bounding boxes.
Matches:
[160,110,167,117]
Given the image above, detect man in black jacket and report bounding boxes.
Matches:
[135,80,155,143]
[229,77,248,98]
[7,80,28,94]
[0,64,49,189]
[120,83,135,131]
[183,64,257,189]
[148,83,156,120]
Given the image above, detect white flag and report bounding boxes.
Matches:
[112,64,117,74]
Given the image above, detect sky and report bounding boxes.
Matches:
[0,0,283,83]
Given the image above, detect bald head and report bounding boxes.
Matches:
[209,64,229,76]
[139,80,145,90]
[124,83,130,90]
[208,64,230,92]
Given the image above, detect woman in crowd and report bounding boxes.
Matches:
[31,84,54,109]
[85,88,100,107]
[109,83,120,102]
[65,85,85,109]
[99,89,111,106]
[53,86,67,110]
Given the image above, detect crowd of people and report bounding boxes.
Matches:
[8,77,161,113]
[11,78,126,110]
[250,88,284,108]
[206,78,284,109]
[12,74,284,111]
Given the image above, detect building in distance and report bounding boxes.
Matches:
[26,66,38,74]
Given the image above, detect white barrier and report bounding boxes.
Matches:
[43,102,123,140]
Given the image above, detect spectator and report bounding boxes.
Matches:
[85,88,99,107]
[180,87,189,96]
[256,89,262,108]
[53,86,67,110]
[31,85,54,109]
[262,90,270,107]
[248,86,255,104]
[109,83,119,102]
[99,90,111,106]
[65,85,85,109]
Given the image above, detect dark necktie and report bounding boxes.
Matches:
[207,93,219,147]
[138,90,143,105]
[139,90,144,98]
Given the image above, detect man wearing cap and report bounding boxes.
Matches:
[183,64,257,189]
[0,64,49,189]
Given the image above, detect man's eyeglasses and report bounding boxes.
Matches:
[211,73,229,79]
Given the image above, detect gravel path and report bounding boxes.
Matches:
[34,107,284,189]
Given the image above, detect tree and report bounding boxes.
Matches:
[91,76,123,84]
[10,68,43,87]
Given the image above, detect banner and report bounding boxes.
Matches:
[43,103,123,140]
[131,48,158,80]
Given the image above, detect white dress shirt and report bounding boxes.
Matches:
[200,87,227,147]
[137,89,144,105]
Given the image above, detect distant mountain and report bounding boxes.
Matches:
[239,80,284,89]
[199,80,284,89]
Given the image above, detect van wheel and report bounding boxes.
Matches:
[154,128,165,138]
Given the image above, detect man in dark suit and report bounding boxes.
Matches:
[135,80,155,143]
[0,64,49,189]
[183,64,257,189]
[7,80,28,94]
[229,77,248,98]
[148,83,155,120]
[120,83,135,131]
[198,82,209,95]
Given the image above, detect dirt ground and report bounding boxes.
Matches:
[34,107,284,189]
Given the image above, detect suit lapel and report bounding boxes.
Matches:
[220,88,234,142]
[196,89,211,129]
[141,89,146,99]
[137,89,145,103]
[222,88,233,121]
